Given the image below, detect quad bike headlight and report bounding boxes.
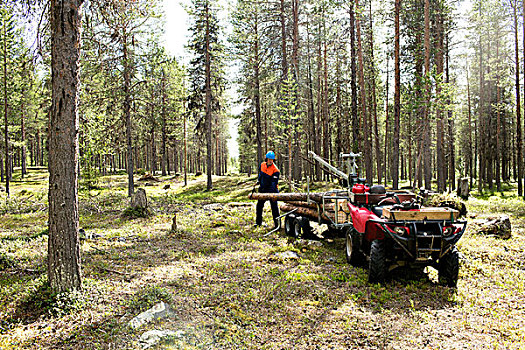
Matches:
[394,226,408,236]
[443,226,458,237]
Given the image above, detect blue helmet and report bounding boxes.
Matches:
[265,151,276,160]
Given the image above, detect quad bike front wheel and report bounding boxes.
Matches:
[368,239,387,283]
[439,246,459,287]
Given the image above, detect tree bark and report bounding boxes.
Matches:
[522,0,525,196]
[393,0,401,189]
[355,0,372,184]
[205,0,213,190]
[423,0,431,190]
[123,32,133,197]
[369,2,382,184]
[161,69,167,177]
[513,1,522,195]
[435,4,445,192]
[496,32,501,192]
[384,56,390,185]
[254,9,262,165]
[3,13,9,196]
[48,0,83,292]
[349,4,359,154]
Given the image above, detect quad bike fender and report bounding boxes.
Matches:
[348,203,385,240]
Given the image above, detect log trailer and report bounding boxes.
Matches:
[249,151,467,286]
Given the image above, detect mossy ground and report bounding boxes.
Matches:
[0,168,524,349]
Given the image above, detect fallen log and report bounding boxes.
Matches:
[475,215,511,239]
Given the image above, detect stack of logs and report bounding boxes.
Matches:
[249,192,349,224]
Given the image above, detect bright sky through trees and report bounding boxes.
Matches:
[162,0,240,160]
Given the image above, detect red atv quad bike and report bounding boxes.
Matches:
[345,185,466,287]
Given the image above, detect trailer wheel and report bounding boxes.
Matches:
[293,218,302,238]
[439,246,460,287]
[284,214,296,237]
[345,227,364,266]
[369,239,387,283]
[295,217,312,238]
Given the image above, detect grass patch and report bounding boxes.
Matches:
[1,169,525,349]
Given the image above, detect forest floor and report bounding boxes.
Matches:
[0,168,524,349]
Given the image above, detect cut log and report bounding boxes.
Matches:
[279,203,348,224]
[249,192,325,202]
[279,203,321,220]
[284,201,333,209]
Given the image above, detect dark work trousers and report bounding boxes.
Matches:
[256,199,279,226]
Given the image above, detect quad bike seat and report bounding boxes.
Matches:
[369,185,386,194]
[372,205,385,217]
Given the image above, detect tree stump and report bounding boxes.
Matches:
[477,215,512,239]
[457,177,469,199]
[171,212,177,231]
[132,188,148,210]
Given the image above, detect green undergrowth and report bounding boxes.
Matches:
[0,169,525,348]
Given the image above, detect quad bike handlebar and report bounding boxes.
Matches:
[377,192,401,206]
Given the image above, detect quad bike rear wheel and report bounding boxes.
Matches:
[345,227,365,266]
[439,246,459,287]
[369,239,387,283]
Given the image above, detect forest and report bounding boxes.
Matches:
[0,0,524,349]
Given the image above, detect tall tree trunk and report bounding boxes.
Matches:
[183,78,188,186]
[306,19,316,178]
[254,11,263,165]
[292,0,300,181]
[2,15,9,197]
[124,33,133,197]
[48,0,83,292]
[21,86,27,177]
[355,0,372,184]
[323,40,329,181]
[496,33,501,192]
[392,0,401,189]
[522,0,525,196]
[161,69,167,177]
[445,35,454,191]
[423,0,431,190]
[435,4,445,192]
[384,56,390,185]
[466,63,473,189]
[369,2,382,184]
[279,0,288,81]
[349,4,359,154]
[316,21,322,180]
[514,1,522,195]
[478,3,485,194]
[205,1,213,190]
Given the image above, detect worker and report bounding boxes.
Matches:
[255,151,280,227]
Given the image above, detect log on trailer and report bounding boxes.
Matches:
[279,203,348,224]
[283,201,336,210]
[249,192,325,202]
